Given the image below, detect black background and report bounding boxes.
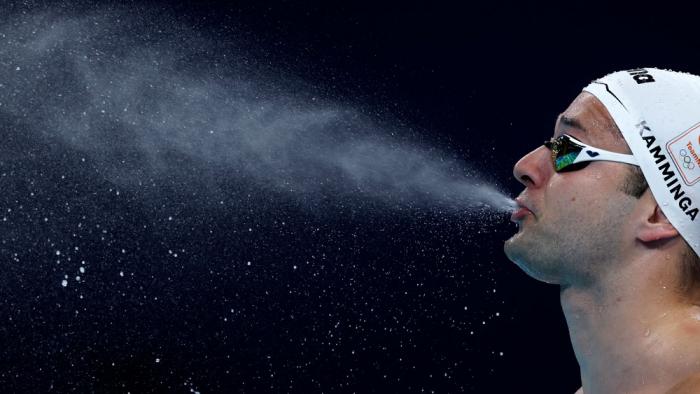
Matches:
[2,1,698,393]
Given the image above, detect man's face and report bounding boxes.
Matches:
[503,92,640,285]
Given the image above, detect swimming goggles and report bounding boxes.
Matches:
[543,134,638,172]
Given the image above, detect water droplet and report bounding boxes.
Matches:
[644,328,651,337]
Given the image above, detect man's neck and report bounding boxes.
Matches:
[561,257,700,393]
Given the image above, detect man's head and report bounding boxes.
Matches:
[504,92,647,285]
[504,67,700,291]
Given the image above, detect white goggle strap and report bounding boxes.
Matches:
[571,147,638,166]
[567,136,639,167]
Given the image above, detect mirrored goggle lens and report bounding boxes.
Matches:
[546,136,588,172]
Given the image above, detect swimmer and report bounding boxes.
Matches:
[504,68,700,393]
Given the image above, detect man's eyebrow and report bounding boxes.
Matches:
[557,114,587,132]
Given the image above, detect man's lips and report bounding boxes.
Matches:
[510,197,534,222]
[510,207,532,222]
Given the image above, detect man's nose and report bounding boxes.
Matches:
[513,146,552,188]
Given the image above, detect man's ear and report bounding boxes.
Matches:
[636,203,680,243]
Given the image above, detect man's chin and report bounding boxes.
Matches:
[503,235,562,284]
[503,234,526,266]
[503,229,527,259]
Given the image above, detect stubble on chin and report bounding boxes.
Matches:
[503,226,567,283]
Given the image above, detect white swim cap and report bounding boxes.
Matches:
[583,67,700,256]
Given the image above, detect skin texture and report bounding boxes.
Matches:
[504,92,700,393]
[666,372,700,393]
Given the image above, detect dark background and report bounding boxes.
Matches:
[1,1,697,393]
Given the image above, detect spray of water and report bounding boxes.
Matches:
[0,8,516,215]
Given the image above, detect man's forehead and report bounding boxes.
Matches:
[562,92,607,118]
[556,92,620,138]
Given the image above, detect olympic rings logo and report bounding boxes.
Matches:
[679,149,696,170]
